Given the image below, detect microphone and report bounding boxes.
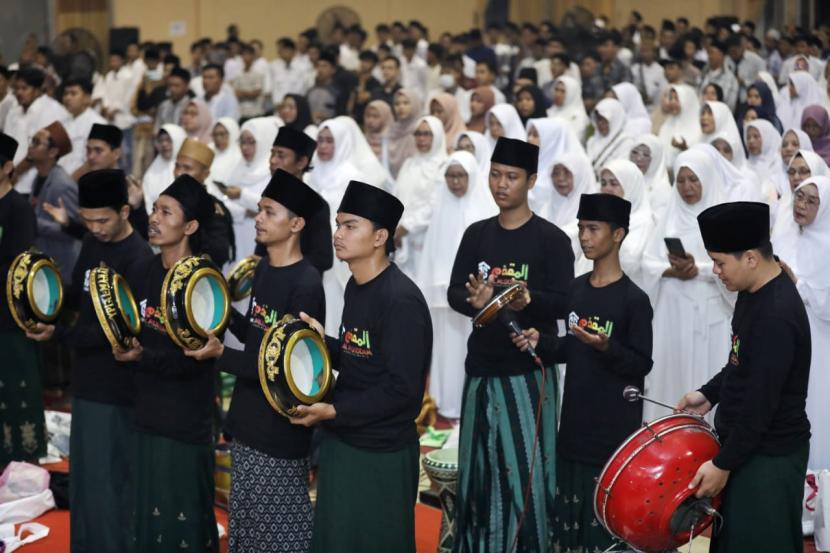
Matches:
[499,309,541,363]
[622,386,684,413]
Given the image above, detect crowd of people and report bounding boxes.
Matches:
[0,9,828,553]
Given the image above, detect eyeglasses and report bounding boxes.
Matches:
[794,190,820,208]
[413,130,433,138]
[787,167,812,177]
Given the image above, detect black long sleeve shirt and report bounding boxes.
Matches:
[700,272,811,471]
[60,231,152,405]
[447,215,574,377]
[0,189,37,332]
[125,254,218,445]
[536,273,654,465]
[218,258,325,459]
[323,263,432,451]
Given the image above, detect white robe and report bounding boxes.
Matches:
[208,117,242,203]
[58,107,105,175]
[587,98,634,174]
[546,76,590,144]
[641,149,732,422]
[658,84,702,170]
[632,134,673,219]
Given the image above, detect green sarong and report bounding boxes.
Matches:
[454,369,558,553]
[0,332,46,465]
[70,397,133,553]
[553,456,614,553]
[311,432,419,553]
[130,431,218,553]
[710,442,808,553]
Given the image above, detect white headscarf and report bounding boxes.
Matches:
[455,130,491,176]
[547,76,590,143]
[543,152,597,229]
[778,128,816,196]
[309,117,367,214]
[227,117,280,209]
[321,115,392,191]
[142,123,187,215]
[396,115,448,217]
[773,149,829,237]
[745,119,784,195]
[208,117,242,198]
[772,176,830,285]
[658,84,702,167]
[587,98,634,172]
[631,134,672,217]
[527,117,582,212]
[485,104,526,151]
[416,151,497,307]
[694,142,762,202]
[779,71,825,131]
[612,82,652,136]
[701,101,742,147]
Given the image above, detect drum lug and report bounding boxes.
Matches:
[642,421,662,442]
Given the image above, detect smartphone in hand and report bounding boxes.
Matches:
[664,237,687,258]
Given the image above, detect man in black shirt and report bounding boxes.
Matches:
[26,169,152,553]
[447,137,573,553]
[677,202,811,553]
[513,193,654,552]
[290,181,432,553]
[188,169,326,551]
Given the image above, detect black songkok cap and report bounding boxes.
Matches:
[577,193,631,229]
[169,66,191,82]
[338,180,404,233]
[88,123,123,149]
[0,132,18,163]
[697,201,770,253]
[78,169,128,209]
[273,127,317,161]
[262,170,325,220]
[160,174,213,224]
[490,137,539,176]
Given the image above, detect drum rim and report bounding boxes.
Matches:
[227,255,258,301]
[5,251,64,331]
[472,282,523,327]
[89,265,141,351]
[6,251,32,331]
[26,258,64,322]
[257,322,293,418]
[183,267,231,338]
[284,327,332,404]
[423,447,459,468]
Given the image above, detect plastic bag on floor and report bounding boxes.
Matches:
[0,463,55,525]
[805,470,818,536]
[0,522,50,552]
[816,470,830,552]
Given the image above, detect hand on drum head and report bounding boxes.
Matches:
[465,272,495,310]
[183,332,224,360]
[676,391,712,416]
[25,323,55,342]
[689,460,730,498]
[511,328,539,352]
[289,402,336,427]
[113,337,143,362]
[506,282,531,312]
[299,312,324,337]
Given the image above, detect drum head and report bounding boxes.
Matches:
[424,447,459,467]
[227,256,258,301]
[472,283,523,327]
[286,330,330,403]
[115,275,140,334]
[29,260,63,321]
[186,269,230,336]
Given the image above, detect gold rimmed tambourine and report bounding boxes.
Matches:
[471,283,524,327]
[226,255,258,301]
[6,249,64,332]
[258,314,333,418]
[161,255,231,350]
[88,263,141,351]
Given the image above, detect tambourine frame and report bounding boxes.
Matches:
[283,328,333,405]
[89,267,141,351]
[183,267,231,339]
[26,258,64,323]
[258,323,291,418]
[472,282,523,327]
[227,255,258,301]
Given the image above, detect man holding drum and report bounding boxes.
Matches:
[113,174,220,552]
[678,202,811,553]
[290,181,432,553]
[447,137,574,552]
[25,169,151,553]
[187,168,327,552]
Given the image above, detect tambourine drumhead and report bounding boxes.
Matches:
[116,276,140,332]
[423,447,459,469]
[472,283,523,327]
[259,317,333,418]
[187,269,229,335]
[89,265,141,351]
[227,255,258,301]
[6,250,64,331]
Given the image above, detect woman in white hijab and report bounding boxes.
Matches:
[611,82,652,136]
[587,98,634,174]
[547,75,590,143]
[599,159,655,290]
[455,131,491,176]
[778,71,825,131]
[326,115,393,190]
[225,117,280,260]
[745,119,784,214]
[641,148,732,422]
[778,128,815,199]
[416,151,497,418]
[697,141,764,202]
[699,101,742,146]
[772,149,828,237]
[208,117,242,199]
[526,117,582,212]
[542,151,597,275]
[484,104,525,152]
[658,84,702,169]
[629,135,672,218]
[142,124,186,215]
[394,115,448,279]
[772,176,830,471]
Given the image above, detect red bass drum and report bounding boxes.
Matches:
[594,413,722,552]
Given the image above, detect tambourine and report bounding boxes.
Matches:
[471,283,524,327]
[258,315,333,418]
[227,255,258,301]
[6,249,64,332]
[161,255,231,350]
[88,263,141,351]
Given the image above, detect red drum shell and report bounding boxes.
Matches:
[594,414,722,552]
